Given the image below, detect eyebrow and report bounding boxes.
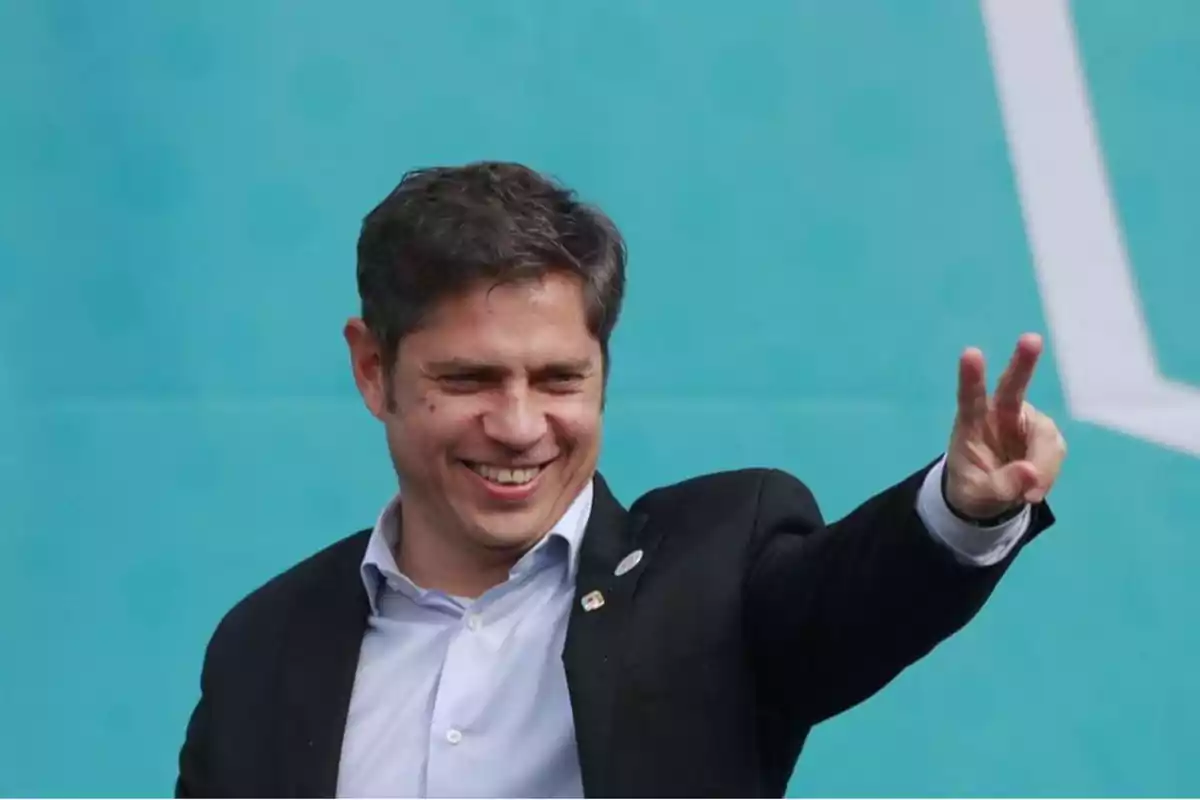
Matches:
[424,358,594,376]
[424,359,507,377]
[533,359,594,375]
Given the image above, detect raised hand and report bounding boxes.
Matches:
[944,333,1067,521]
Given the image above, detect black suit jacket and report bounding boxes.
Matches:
[176,462,1053,798]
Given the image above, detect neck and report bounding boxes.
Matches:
[394,505,527,598]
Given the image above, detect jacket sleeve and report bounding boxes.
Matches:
[742,462,1052,726]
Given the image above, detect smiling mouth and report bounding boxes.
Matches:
[462,461,549,486]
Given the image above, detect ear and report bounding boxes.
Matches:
[344,318,391,418]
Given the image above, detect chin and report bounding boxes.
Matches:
[468,508,556,550]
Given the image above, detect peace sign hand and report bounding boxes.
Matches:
[944,333,1067,521]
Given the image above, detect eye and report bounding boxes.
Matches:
[539,373,586,394]
[437,374,491,394]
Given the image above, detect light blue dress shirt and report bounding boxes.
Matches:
[336,457,1029,798]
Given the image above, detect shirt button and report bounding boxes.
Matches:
[446,728,463,745]
[466,614,482,632]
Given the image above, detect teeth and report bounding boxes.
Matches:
[469,463,541,485]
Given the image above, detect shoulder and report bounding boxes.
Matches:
[203,530,371,667]
[627,467,823,528]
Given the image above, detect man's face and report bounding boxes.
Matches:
[349,272,604,558]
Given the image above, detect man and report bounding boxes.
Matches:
[176,161,1065,798]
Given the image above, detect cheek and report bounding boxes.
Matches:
[549,398,602,447]
[400,393,483,450]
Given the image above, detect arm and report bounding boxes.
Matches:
[744,333,1065,726]
[743,461,1053,726]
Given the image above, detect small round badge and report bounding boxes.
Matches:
[614,549,644,577]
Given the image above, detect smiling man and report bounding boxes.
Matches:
[176,162,1065,798]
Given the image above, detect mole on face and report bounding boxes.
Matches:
[427,401,437,414]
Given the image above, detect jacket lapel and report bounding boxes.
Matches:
[563,473,664,797]
[279,533,372,798]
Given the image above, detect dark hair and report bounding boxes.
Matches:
[356,161,627,378]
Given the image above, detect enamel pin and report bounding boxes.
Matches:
[581,590,605,612]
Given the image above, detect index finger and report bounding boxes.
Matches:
[993,333,1043,417]
[956,346,989,428]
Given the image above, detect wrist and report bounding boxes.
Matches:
[940,466,1025,526]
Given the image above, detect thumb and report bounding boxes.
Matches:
[990,460,1041,503]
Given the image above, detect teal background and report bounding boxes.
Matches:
[2,0,1197,796]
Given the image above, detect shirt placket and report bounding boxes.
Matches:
[424,595,496,796]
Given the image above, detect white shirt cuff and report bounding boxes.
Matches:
[916,455,1031,567]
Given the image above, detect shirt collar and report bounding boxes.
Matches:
[359,479,594,615]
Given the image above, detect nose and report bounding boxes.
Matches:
[481,387,548,451]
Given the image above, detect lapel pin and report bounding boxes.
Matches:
[581,590,605,612]
[614,549,643,577]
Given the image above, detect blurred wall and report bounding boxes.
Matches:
[1,0,1197,795]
